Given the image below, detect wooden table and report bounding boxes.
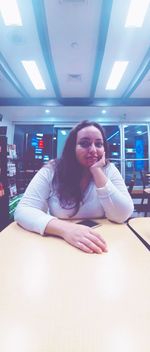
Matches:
[128,217,150,248]
[0,220,150,352]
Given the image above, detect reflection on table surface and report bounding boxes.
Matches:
[0,220,149,352]
[128,217,150,246]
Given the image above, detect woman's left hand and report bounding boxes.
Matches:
[90,151,106,170]
[89,152,107,188]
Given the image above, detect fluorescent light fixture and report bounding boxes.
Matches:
[106,61,129,90]
[112,152,119,156]
[101,109,106,114]
[21,60,46,90]
[125,0,150,27]
[0,0,22,26]
[36,133,43,137]
[45,109,50,113]
[107,131,119,141]
[61,130,67,136]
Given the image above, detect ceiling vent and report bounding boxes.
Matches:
[67,74,82,81]
[8,28,25,45]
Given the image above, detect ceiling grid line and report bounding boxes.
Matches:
[122,46,150,98]
[0,52,29,97]
[90,0,113,99]
[31,0,61,101]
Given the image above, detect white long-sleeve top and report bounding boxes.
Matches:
[14,162,134,234]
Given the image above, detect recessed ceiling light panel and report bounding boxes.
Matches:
[125,0,150,27]
[21,60,46,90]
[0,0,22,26]
[106,61,129,90]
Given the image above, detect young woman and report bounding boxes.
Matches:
[15,120,134,254]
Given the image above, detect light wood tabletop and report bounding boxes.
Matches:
[0,220,149,352]
[128,217,150,246]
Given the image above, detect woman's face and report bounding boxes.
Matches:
[75,126,105,168]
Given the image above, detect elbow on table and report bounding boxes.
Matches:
[107,204,134,224]
[14,205,51,236]
[14,206,19,221]
[14,203,30,227]
[14,206,23,226]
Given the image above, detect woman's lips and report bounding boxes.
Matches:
[86,156,98,164]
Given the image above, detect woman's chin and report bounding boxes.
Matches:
[86,159,97,167]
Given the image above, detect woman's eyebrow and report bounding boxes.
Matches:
[79,137,103,141]
[79,137,90,141]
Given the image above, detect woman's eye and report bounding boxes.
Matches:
[79,141,91,148]
[78,140,104,148]
[95,142,104,148]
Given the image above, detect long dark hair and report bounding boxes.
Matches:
[52,120,109,214]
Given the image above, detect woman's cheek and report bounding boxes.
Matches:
[98,148,105,159]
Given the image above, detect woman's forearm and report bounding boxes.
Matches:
[45,218,108,254]
[90,166,107,188]
[44,218,73,238]
[90,153,107,188]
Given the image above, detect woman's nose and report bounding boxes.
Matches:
[88,143,97,152]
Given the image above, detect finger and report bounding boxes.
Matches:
[90,230,107,245]
[101,152,106,163]
[88,232,108,252]
[81,237,104,254]
[76,241,94,254]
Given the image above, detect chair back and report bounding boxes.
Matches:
[128,176,136,195]
[140,170,149,189]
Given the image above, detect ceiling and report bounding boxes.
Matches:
[0,0,150,125]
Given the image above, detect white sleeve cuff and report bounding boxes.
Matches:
[96,179,116,197]
[14,206,56,236]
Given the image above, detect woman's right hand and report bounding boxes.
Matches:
[62,222,108,254]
